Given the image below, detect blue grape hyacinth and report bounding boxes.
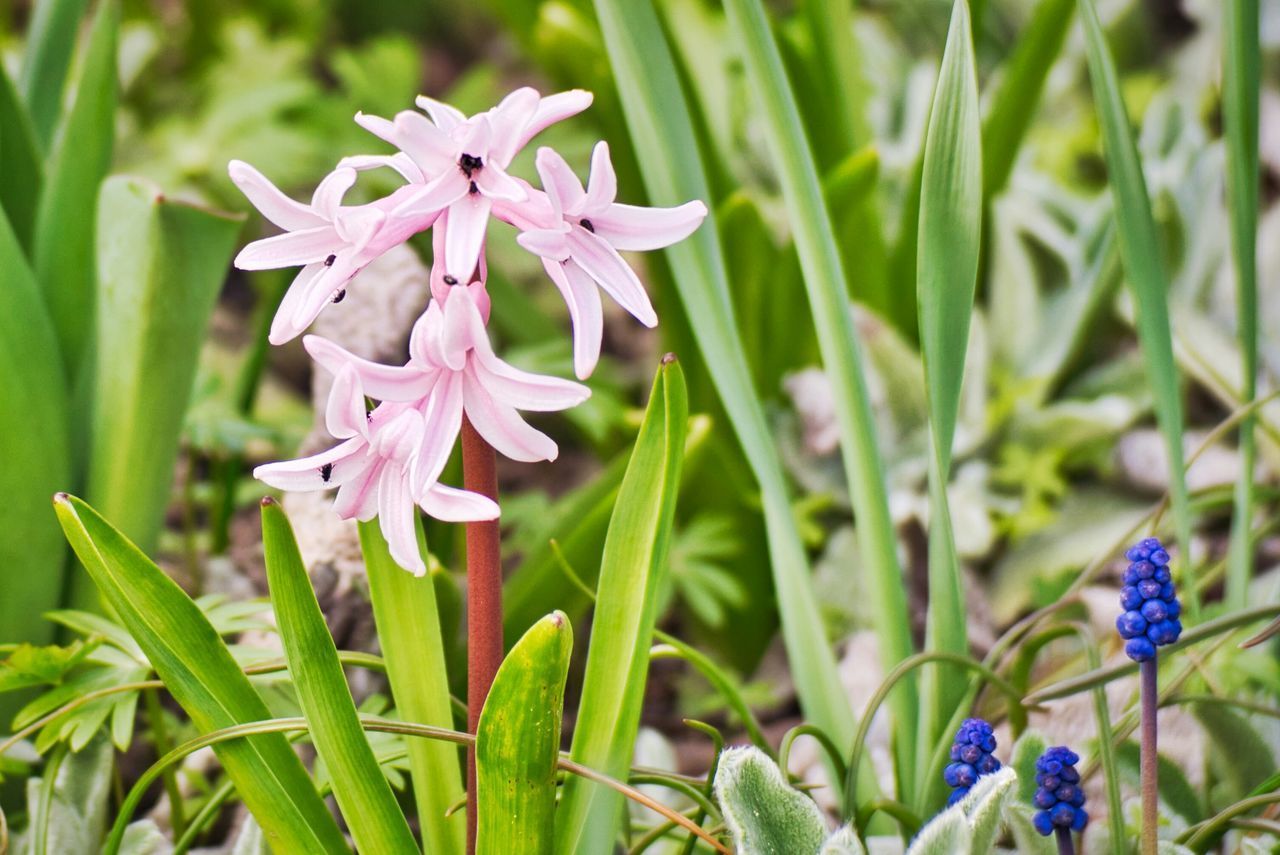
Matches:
[943,718,1001,806]
[1116,537,1183,662]
[1032,746,1088,836]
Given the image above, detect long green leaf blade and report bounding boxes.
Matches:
[360,519,466,855]
[0,204,68,653]
[1077,0,1193,613]
[555,358,687,854]
[261,499,418,855]
[31,0,117,375]
[1222,0,1259,610]
[53,494,349,854]
[915,0,982,771]
[799,0,871,166]
[722,0,914,777]
[18,0,91,149]
[0,64,45,252]
[590,0,858,774]
[476,612,572,855]
[75,176,241,609]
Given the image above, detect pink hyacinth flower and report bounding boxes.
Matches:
[510,142,708,378]
[352,87,592,281]
[304,281,590,485]
[253,364,498,574]
[229,160,436,345]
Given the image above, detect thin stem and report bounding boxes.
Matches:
[1140,658,1158,855]
[1055,826,1075,855]
[143,688,186,839]
[461,416,502,855]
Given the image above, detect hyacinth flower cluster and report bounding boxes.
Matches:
[234,88,707,574]
[943,718,1001,806]
[1032,746,1088,838]
[1116,537,1183,662]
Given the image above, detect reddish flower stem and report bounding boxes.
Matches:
[1055,826,1075,855]
[1141,657,1158,855]
[461,417,502,855]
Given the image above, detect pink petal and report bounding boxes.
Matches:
[333,460,382,520]
[354,111,398,146]
[253,437,368,491]
[467,316,591,410]
[234,226,338,270]
[307,336,436,403]
[415,95,467,131]
[516,90,594,152]
[462,364,559,462]
[411,371,464,489]
[491,183,557,231]
[390,170,469,219]
[567,230,657,327]
[581,141,617,214]
[391,110,457,175]
[440,285,483,371]
[410,300,449,368]
[370,408,426,463]
[544,259,604,380]
[419,484,500,522]
[590,200,708,251]
[443,194,492,282]
[456,117,493,160]
[287,255,361,330]
[377,467,426,575]
[337,153,425,184]
[475,166,526,203]
[516,227,571,261]
[534,147,585,217]
[228,161,326,231]
[269,264,327,345]
[325,364,368,439]
[487,87,541,166]
[310,168,357,220]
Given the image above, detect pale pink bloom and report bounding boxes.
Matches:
[229,160,436,344]
[304,282,590,480]
[508,142,708,378]
[253,365,498,574]
[351,87,592,281]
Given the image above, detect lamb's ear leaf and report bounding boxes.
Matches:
[958,766,1017,852]
[904,806,972,855]
[713,746,829,855]
[819,824,868,855]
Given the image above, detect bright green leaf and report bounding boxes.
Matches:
[714,746,829,855]
[18,0,91,149]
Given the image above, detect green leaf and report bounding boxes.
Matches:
[958,766,1017,852]
[824,148,890,320]
[797,0,871,165]
[18,0,91,149]
[1189,701,1274,799]
[721,0,914,784]
[261,499,418,855]
[75,176,242,610]
[904,807,971,855]
[554,358,687,854]
[0,203,69,653]
[714,746,829,855]
[1222,0,1260,611]
[24,735,112,855]
[359,519,466,855]
[476,612,572,855]
[31,0,117,375]
[0,64,44,251]
[819,825,867,855]
[53,494,350,854]
[119,820,169,855]
[981,0,1074,199]
[1115,741,1202,824]
[591,0,858,777]
[1077,0,1193,613]
[914,0,982,766]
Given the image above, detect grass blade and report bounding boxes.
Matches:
[981,0,1074,200]
[31,0,117,376]
[0,64,45,252]
[798,0,872,167]
[18,0,91,150]
[1222,0,1259,610]
[76,176,241,609]
[554,358,687,854]
[914,0,982,776]
[260,499,418,855]
[0,206,69,652]
[723,0,915,783]
[53,494,349,854]
[1077,0,1194,614]
[476,612,572,855]
[359,519,466,855]
[590,0,859,773]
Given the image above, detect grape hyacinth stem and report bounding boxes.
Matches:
[1055,826,1075,855]
[1140,657,1158,855]
[462,417,502,855]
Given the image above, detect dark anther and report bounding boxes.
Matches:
[332,289,346,304]
[320,463,333,483]
[459,153,483,177]
[579,218,595,233]
[469,180,479,195]
[443,275,458,286]
[324,254,336,267]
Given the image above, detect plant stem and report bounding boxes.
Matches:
[1055,826,1075,855]
[461,416,502,855]
[1141,657,1158,855]
[144,687,186,839]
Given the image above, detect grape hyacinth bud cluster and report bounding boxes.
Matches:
[1032,746,1088,836]
[233,88,708,575]
[943,718,1001,806]
[1116,537,1183,662]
